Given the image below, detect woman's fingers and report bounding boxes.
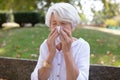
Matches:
[50,29,59,40]
[63,28,72,37]
[60,29,68,41]
[47,28,59,54]
[48,28,59,40]
[48,28,56,38]
[60,28,72,41]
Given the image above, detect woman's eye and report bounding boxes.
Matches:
[52,23,57,26]
[61,22,66,25]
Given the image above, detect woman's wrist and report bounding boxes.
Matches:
[42,61,52,68]
[63,50,71,55]
[46,52,55,65]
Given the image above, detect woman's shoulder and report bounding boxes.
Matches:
[40,39,48,49]
[78,38,89,44]
[72,38,90,47]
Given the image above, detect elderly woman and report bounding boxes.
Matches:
[31,2,90,80]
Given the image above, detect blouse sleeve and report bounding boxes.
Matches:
[77,41,90,80]
[31,40,48,80]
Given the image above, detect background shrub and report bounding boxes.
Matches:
[13,12,45,27]
[0,12,45,28]
[0,13,7,28]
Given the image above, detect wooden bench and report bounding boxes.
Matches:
[0,57,120,80]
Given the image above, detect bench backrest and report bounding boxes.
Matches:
[0,57,120,80]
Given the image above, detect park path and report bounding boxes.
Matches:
[83,26,120,35]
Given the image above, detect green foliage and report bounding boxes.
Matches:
[0,0,70,12]
[102,0,119,18]
[92,0,120,25]
[0,27,120,66]
[0,0,36,11]
[92,11,105,25]
[79,13,87,23]
[105,19,119,27]
[41,0,70,7]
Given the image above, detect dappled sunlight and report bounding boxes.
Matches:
[0,48,5,55]
[84,26,120,35]
[2,22,20,30]
[90,53,120,66]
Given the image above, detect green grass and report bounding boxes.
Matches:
[0,27,49,59]
[73,27,120,66]
[0,26,120,66]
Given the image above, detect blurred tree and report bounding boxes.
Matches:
[39,0,70,7]
[0,0,37,12]
[0,0,87,24]
[102,0,120,18]
[36,0,73,18]
[36,0,87,23]
[91,0,120,25]
[91,10,105,25]
[72,0,87,24]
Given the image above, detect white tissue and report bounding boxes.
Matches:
[55,26,61,45]
[57,26,60,34]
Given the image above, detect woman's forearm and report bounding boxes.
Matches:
[38,53,55,80]
[38,67,51,80]
[64,51,79,80]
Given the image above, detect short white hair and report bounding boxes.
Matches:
[45,3,80,29]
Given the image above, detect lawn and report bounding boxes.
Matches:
[0,26,120,66]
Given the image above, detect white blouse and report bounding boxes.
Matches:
[31,38,90,80]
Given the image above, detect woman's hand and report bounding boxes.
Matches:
[47,28,58,55]
[60,28,79,80]
[60,28,73,53]
[38,28,59,80]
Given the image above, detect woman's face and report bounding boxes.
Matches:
[50,13,72,32]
